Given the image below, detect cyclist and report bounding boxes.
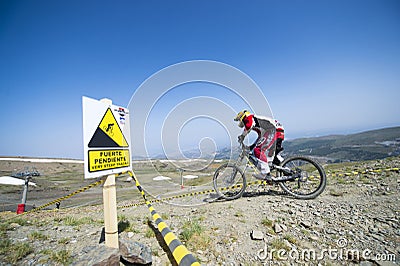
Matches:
[234,110,285,180]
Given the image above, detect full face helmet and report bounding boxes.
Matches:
[234,110,250,128]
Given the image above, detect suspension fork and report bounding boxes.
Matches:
[243,154,259,175]
[233,153,250,175]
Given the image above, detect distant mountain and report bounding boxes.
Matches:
[282,126,400,162]
[137,127,400,163]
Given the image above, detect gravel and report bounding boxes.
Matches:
[1,157,399,265]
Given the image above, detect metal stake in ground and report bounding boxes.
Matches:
[178,168,184,189]
[17,174,31,214]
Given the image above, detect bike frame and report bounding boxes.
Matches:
[236,142,296,182]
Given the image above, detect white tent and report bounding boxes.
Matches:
[153,176,172,181]
[183,175,199,179]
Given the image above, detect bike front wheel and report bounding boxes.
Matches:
[278,156,326,199]
[213,163,246,200]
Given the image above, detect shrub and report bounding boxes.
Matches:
[28,231,48,241]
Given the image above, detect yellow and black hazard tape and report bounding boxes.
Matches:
[117,166,398,209]
[117,181,272,209]
[16,166,399,215]
[128,171,200,266]
[118,188,217,209]
[19,179,105,215]
[329,167,399,177]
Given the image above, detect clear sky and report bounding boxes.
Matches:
[0,0,399,159]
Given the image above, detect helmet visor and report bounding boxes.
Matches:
[234,114,241,121]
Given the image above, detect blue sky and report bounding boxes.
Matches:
[0,0,399,159]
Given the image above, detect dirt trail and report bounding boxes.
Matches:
[1,157,399,265]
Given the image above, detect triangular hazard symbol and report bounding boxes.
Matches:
[88,108,129,148]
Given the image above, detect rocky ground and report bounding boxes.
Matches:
[0,157,399,265]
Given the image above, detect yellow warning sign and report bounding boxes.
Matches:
[83,97,132,179]
[88,149,130,172]
[88,108,129,148]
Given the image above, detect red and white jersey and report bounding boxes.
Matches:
[242,115,284,141]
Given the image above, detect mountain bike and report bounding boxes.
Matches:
[213,141,326,200]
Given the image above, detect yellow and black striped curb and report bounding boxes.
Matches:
[128,171,200,266]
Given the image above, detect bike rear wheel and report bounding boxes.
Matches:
[213,163,246,200]
[278,156,326,199]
